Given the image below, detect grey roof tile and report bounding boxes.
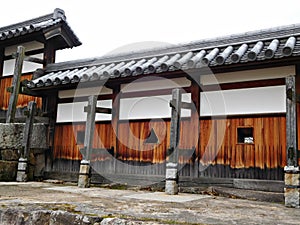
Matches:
[28,23,300,89]
[0,8,81,48]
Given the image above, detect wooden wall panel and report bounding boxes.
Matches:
[0,74,42,110]
[199,116,286,171]
[53,123,113,161]
[117,120,170,163]
[52,114,287,179]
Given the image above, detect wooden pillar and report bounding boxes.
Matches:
[43,41,56,66]
[78,95,97,188]
[44,92,58,172]
[284,75,300,207]
[165,88,182,195]
[112,85,120,172]
[16,101,36,182]
[190,80,200,178]
[0,47,4,77]
[6,46,25,123]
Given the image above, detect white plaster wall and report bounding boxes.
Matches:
[200,85,286,116]
[119,93,191,120]
[201,66,295,85]
[56,100,112,122]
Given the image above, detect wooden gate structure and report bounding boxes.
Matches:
[2,8,300,206]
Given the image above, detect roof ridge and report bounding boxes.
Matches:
[0,8,65,33]
[46,23,300,72]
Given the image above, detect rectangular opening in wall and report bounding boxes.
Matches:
[76,130,85,145]
[237,127,254,144]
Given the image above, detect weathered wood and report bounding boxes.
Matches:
[0,47,4,77]
[286,76,298,167]
[22,101,37,158]
[168,89,182,163]
[24,56,44,64]
[6,46,25,123]
[83,95,97,161]
[84,106,112,114]
[170,99,192,110]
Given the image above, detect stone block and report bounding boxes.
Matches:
[284,188,300,207]
[17,159,28,171]
[79,164,90,175]
[165,180,178,195]
[0,123,48,150]
[285,173,300,186]
[1,149,19,161]
[0,160,17,181]
[34,153,45,178]
[166,168,178,180]
[16,171,28,182]
[78,174,90,188]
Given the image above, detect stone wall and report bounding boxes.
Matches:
[0,123,48,181]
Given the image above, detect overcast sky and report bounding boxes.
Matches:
[2,0,300,62]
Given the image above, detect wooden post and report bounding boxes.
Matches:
[190,80,200,178]
[78,95,97,188]
[0,47,4,77]
[16,101,36,182]
[6,46,25,123]
[165,88,182,195]
[286,75,298,167]
[112,85,120,173]
[284,75,300,207]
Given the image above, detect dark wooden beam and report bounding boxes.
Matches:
[286,75,298,167]
[22,101,37,158]
[4,48,44,61]
[0,47,4,77]
[112,85,120,165]
[44,91,58,172]
[84,105,112,114]
[120,86,191,99]
[168,89,182,163]
[43,41,56,67]
[83,95,97,161]
[6,46,25,123]
[57,93,113,104]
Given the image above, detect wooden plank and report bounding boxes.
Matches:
[24,56,44,64]
[84,106,112,114]
[83,95,97,161]
[22,101,37,158]
[6,46,25,123]
[286,76,298,166]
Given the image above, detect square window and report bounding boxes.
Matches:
[76,131,85,145]
[237,127,254,144]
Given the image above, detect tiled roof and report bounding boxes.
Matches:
[0,8,81,48]
[27,23,300,89]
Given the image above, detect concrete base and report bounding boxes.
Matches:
[16,158,28,182]
[165,162,178,195]
[78,160,91,188]
[284,166,300,208]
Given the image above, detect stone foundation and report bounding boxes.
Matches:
[0,123,48,181]
[284,166,300,208]
[78,160,91,188]
[165,162,179,195]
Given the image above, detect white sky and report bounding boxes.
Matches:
[1,0,300,62]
